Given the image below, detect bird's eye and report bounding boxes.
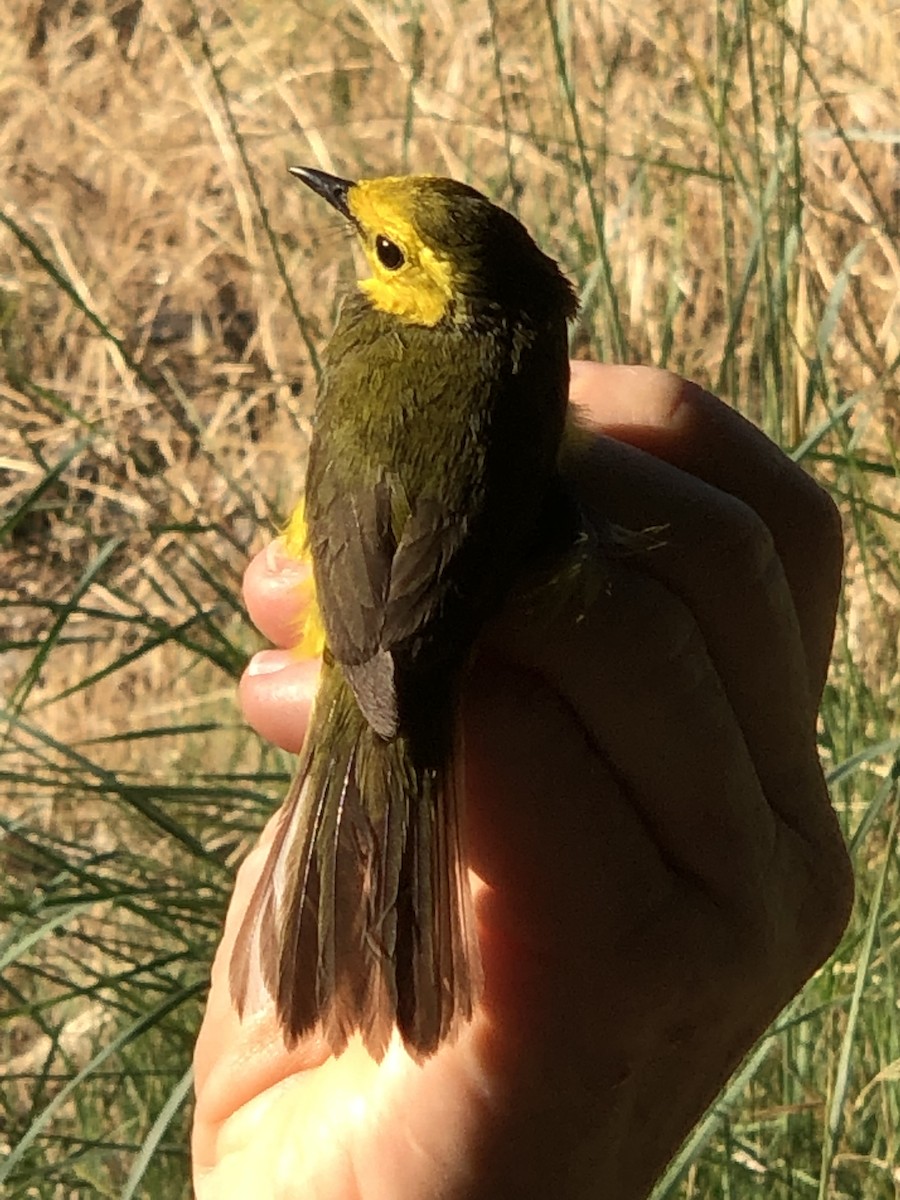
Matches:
[375,235,405,270]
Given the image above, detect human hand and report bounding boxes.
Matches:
[192,363,852,1200]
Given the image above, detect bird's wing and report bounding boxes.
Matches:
[306,449,472,738]
[381,492,467,647]
[305,460,396,670]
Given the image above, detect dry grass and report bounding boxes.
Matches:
[1,0,898,1195]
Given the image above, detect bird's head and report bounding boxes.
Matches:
[290,167,577,329]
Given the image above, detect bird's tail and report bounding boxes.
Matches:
[230,660,481,1061]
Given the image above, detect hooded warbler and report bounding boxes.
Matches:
[231,169,580,1062]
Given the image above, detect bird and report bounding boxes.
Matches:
[230,168,580,1062]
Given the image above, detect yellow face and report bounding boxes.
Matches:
[348,177,455,327]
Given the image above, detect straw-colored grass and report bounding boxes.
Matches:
[1,0,898,1195]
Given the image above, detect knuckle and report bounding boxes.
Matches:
[793,469,844,569]
[704,494,782,591]
[803,827,855,959]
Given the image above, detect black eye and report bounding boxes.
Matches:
[375,234,404,270]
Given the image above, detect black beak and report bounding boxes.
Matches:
[289,166,355,219]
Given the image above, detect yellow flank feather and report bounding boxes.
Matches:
[348,177,455,326]
[282,495,310,559]
[282,497,326,660]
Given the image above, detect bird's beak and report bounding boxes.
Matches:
[289,166,355,220]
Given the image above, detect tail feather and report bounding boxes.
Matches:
[230,662,480,1062]
[394,743,481,1056]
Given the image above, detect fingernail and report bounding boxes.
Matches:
[245,649,291,677]
[264,539,309,579]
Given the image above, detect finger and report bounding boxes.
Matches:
[239,654,319,753]
[479,561,779,918]
[464,654,677,949]
[243,539,314,649]
[569,363,842,699]
[561,432,831,843]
